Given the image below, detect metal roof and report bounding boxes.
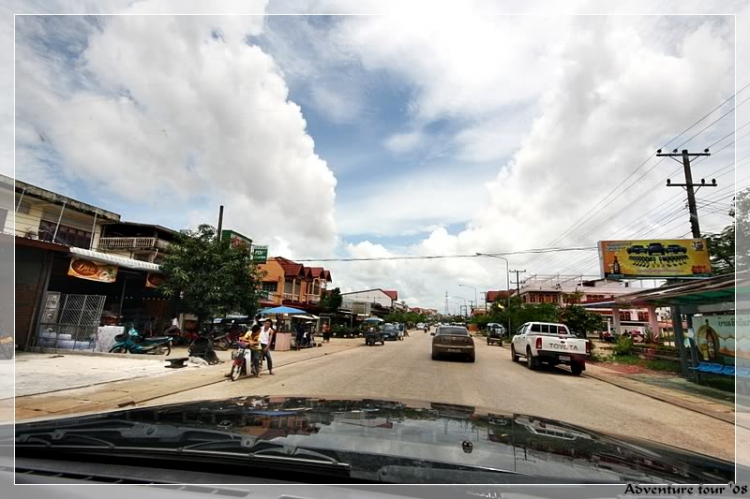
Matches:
[609,273,741,308]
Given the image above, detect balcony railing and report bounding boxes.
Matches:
[98,237,169,251]
[283,293,300,302]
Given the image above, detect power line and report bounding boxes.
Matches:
[294,246,597,263]
[523,85,749,271]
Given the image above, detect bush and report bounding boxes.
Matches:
[612,335,634,356]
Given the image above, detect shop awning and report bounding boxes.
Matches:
[70,247,162,272]
[292,314,319,320]
[610,272,743,308]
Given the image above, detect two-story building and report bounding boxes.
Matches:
[9,175,174,350]
[256,256,332,311]
[98,222,176,264]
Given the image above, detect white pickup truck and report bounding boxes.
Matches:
[510,322,590,375]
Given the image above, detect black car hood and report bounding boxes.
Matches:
[15,395,735,484]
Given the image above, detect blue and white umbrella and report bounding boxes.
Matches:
[260,306,307,315]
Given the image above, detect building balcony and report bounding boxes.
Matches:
[283,293,300,302]
[98,237,169,251]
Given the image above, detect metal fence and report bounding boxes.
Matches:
[36,293,107,351]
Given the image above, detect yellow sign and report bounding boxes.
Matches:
[68,258,118,283]
[598,239,711,279]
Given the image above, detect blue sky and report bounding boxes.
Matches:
[12,12,740,308]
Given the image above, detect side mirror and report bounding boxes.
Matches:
[430,332,435,336]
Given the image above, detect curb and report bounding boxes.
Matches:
[583,370,735,425]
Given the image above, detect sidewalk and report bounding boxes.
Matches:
[584,362,735,424]
[14,337,363,422]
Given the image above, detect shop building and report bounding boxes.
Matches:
[256,256,332,311]
[10,176,174,351]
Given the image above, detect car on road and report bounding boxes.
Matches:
[431,325,475,362]
[416,323,426,331]
[382,323,403,341]
[510,322,590,375]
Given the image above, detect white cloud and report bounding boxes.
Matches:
[15,12,338,255]
[384,130,424,154]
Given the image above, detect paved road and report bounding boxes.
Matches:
[148,330,741,462]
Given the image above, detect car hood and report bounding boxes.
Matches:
[15,395,735,484]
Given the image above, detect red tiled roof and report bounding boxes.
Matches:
[309,267,324,278]
[274,256,304,277]
[383,290,398,301]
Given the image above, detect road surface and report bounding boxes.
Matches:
[147,330,740,462]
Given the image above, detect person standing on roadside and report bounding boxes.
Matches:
[260,318,276,375]
[295,321,305,350]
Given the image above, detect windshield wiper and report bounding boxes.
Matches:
[16,420,349,471]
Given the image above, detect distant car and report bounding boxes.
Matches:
[627,245,648,255]
[647,242,666,255]
[382,324,403,341]
[665,244,687,254]
[431,325,475,362]
[416,323,426,331]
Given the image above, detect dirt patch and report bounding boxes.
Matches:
[589,360,667,376]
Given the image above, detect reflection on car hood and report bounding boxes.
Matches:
[15,396,734,483]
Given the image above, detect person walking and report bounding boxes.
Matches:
[322,323,331,343]
[295,321,305,351]
[260,318,276,375]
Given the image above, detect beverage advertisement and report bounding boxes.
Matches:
[695,314,743,362]
[598,239,711,279]
[145,272,165,289]
[67,258,118,283]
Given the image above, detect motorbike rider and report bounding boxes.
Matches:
[225,324,262,377]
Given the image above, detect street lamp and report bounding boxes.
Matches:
[476,253,512,335]
[459,284,478,315]
[450,296,468,318]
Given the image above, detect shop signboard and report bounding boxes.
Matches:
[145,273,165,289]
[68,258,118,283]
[598,239,711,279]
[221,230,252,250]
[252,245,268,264]
[695,313,742,362]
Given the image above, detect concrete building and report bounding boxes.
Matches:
[256,256,332,311]
[516,274,660,336]
[340,289,399,309]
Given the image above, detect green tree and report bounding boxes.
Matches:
[319,287,343,312]
[559,304,604,338]
[159,224,261,330]
[704,225,734,274]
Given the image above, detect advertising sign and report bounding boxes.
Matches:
[598,239,711,279]
[221,230,252,250]
[145,273,165,289]
[252,245,269,264]
[68,258,118,283]
[695,314,740,362]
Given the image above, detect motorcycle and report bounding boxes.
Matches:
[229,342,258,381]
[109,327,172,355]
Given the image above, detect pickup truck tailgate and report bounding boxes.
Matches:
[540,336,588,356]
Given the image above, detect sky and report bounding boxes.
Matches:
[7,1,750,312]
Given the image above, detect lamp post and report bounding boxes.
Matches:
[476,254,512,334]
[459,284,478,315]
[450,296,468,318]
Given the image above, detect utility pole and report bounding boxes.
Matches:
[656,148,715,238]
[510,269,526,298]
[444,291,449,317]
[656,148,716,379]
[217,205,225,240]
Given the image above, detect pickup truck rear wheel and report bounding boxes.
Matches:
[570,362,584,376]
[526,348,538,370]
[511,345,519,362]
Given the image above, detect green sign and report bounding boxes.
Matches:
[252,245,268,263]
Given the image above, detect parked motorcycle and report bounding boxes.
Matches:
[109,328,172,355]
[229,342,258,381]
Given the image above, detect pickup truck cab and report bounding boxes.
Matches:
[511,322,590,375]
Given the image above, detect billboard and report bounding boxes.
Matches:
[598,239,711,279]
[695,314,743,361]
[221,230,252,250]
[68,258,118,283]
[252,245,268,264]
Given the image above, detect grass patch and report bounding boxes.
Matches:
[606,354,682,373]
[701,376,735,393]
